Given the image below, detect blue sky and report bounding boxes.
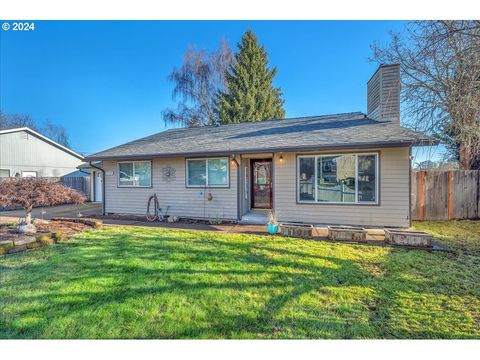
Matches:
[0,20,442,161]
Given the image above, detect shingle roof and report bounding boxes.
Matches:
[85,112,437,161]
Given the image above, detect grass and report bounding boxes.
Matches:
[413,220,480,255]
[0,221,479,339]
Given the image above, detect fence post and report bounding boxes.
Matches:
[419,170,425,221]
[448,171,454,220]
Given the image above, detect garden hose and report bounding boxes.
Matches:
[146,193,160,222]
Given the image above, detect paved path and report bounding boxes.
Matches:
[0,202,102,221]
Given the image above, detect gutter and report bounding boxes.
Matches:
[89,161,106,216]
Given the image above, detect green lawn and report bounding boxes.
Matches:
[0,222,479,339]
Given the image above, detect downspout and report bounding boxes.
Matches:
[236,156,241,222]
[408,147,412,228]
[89,161,106,216]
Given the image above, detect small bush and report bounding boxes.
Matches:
[26,241,42,250]
[0,241,14,255]
[209,216,222,225]
[36,235,54,246]
[52,231,63,241]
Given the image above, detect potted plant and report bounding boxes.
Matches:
[267,210,279,234]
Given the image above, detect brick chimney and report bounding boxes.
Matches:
[367,64,400,123]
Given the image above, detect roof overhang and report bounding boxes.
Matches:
[85,139,438,162]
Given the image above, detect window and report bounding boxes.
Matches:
[22,171,37,178]
[299,157,315,201]
[297,153,378,204]
[118,161,151,187]
[187,158,229,187]
[0,169,10,179]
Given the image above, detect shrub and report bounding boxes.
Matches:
[209,216,222,225]
[0,178,86,226]
[36,234,54,246]
[0,241,14,255]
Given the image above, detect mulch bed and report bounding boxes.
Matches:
[92,213,236,225]
[36,220,92,237]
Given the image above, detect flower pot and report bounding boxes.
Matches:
[267,223,279,234]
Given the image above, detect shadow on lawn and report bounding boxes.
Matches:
[0,228,478,339]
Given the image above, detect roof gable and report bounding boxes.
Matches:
[0,127,84,160]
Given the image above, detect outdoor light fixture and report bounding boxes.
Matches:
[279,153,284,162]
[231,154,239,166]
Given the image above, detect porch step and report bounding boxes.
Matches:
[240,210,269,225]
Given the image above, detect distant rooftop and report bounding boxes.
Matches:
[1,127,84,160]
[85,112,437,161]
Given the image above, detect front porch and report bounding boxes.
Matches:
[238,153,275,223]
[239,209,269,225]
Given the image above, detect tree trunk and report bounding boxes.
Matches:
[459,142,472,170]
[25,207,32,224]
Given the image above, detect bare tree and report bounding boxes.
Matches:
[0,111,38,131]
[42,119,70,147]
[371,21,480,169]
[163,38,234,127]
[0,110,71,147]
[0,178,85,232]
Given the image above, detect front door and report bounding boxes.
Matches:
[251,159,272,209]
[94,171,103,202]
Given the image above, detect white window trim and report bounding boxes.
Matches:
[21,171,37,178]
[297,152,379,205]
[117,160,152,188]
[186,157,230,188]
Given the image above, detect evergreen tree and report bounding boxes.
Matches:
[216,30,285,124]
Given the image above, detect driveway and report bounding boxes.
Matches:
[0,202,102,221]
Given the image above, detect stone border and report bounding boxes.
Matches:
[0,233,60,255]
[50,217,103,228]
[0,218,102,256]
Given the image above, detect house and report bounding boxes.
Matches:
[85,64,436,227]
[0,127,85,178]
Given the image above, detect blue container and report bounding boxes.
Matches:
[267,223,279,235]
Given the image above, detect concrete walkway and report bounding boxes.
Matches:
[90,218,386,242]
[0,202,102,221]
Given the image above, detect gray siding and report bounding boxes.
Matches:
[0,130,83,177]
[103,157,238,220]
[102,147,411,227]
[273,147,410,227]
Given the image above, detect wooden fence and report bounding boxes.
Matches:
[60,176,90,201]
[411,170,480,221]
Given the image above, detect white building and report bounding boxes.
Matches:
[0,127,84,178]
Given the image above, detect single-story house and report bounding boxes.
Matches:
[85,64,436,227]
[0,127,85,178]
